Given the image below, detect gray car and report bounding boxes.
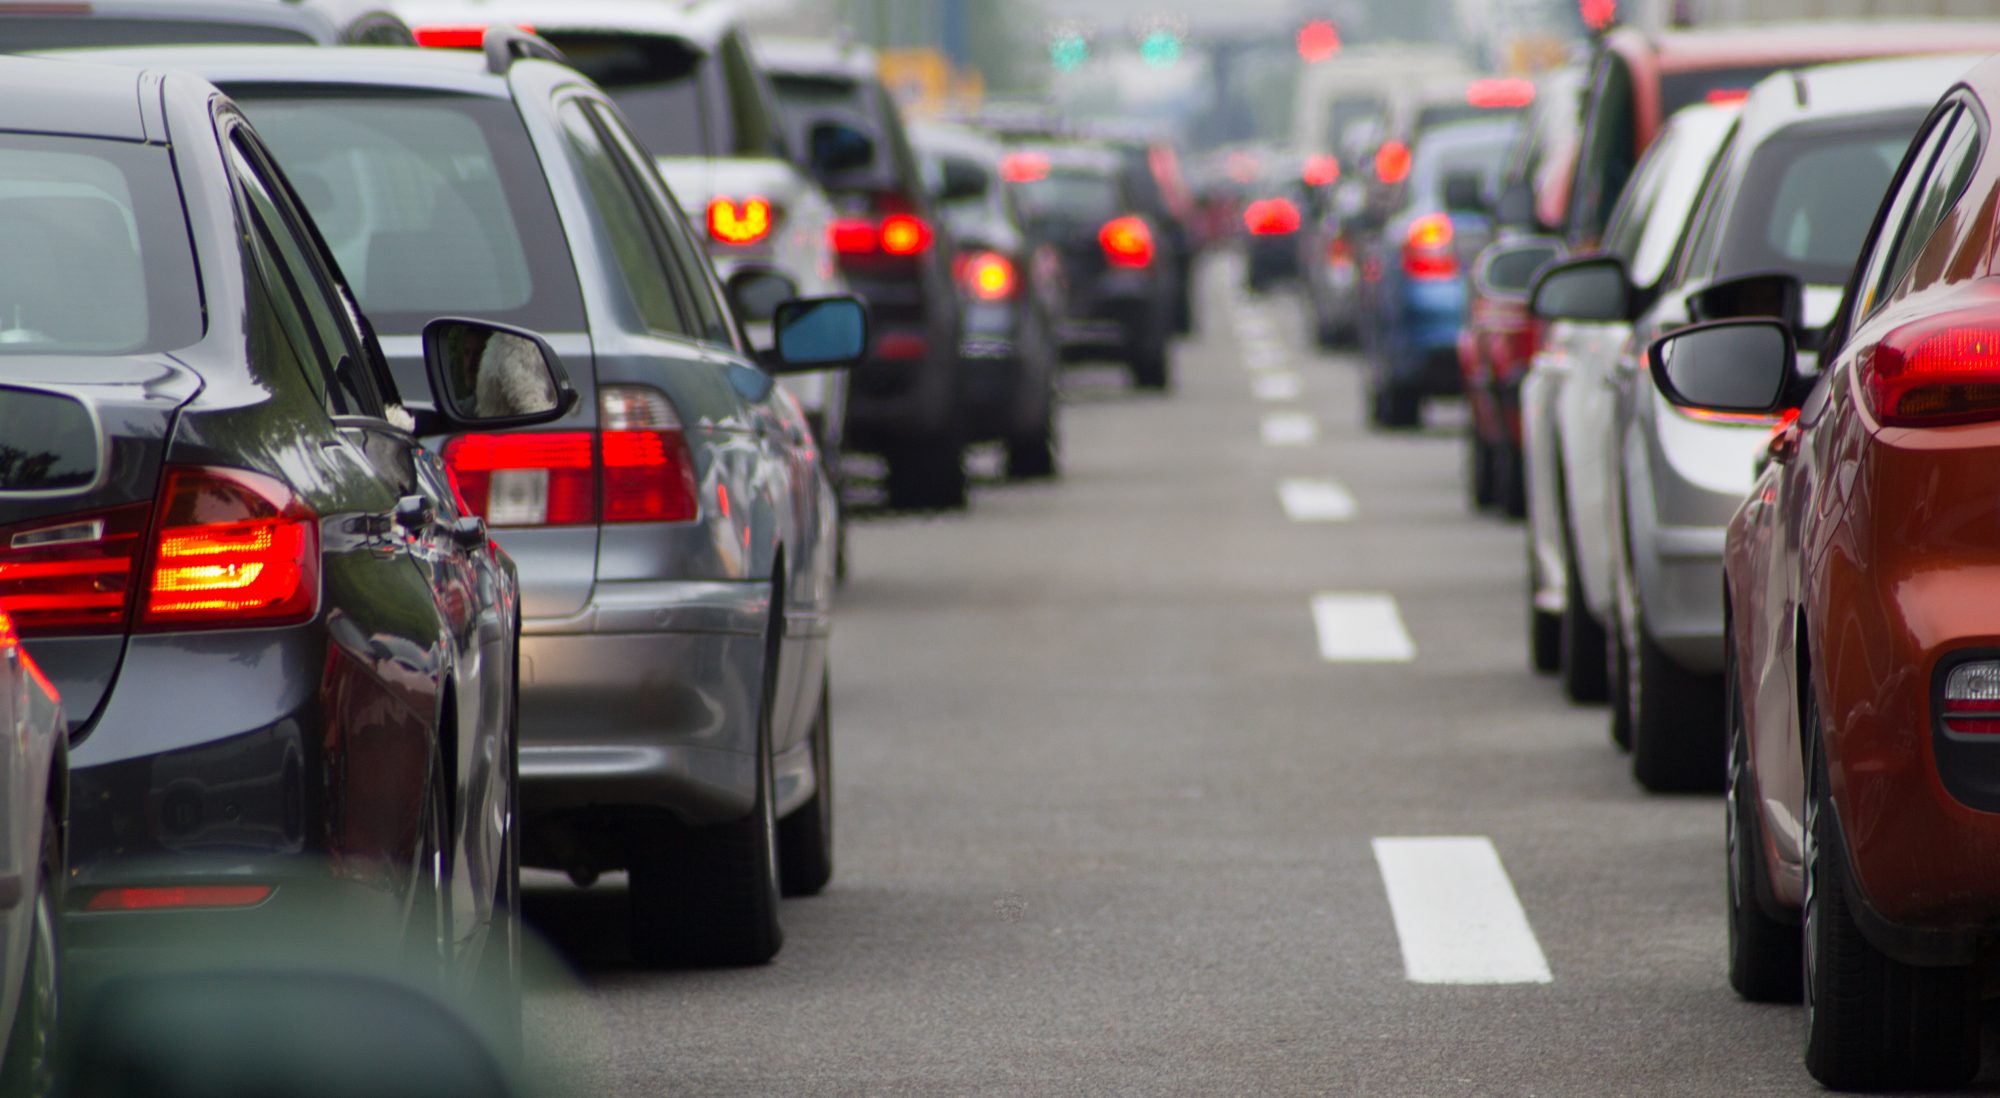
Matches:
[73,36,859,966]
[0,0,412,48]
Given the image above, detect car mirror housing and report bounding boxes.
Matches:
[765,295,869,374]
[1531,255,1634,323]
[420,318,579,430]
[1647,318,1796,416]
[1472,237,1561,302]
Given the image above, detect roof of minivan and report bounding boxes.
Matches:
[756,35,876,79]
[396,0,739,48]
[1614,20,2000,74]
[41,42,520,97]
[0,56,156,141]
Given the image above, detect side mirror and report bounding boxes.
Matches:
[1531,255,1634,323]
[1647,318,1795,415]
[726,268,799,325]
[1443,171,1485,214]
[1494,180,1535,229]
[0,384,104,496]
[1472,237,1561,302]
[421,318,579,429]
[766,295,869,374]
[1690,269,1805,330]
[939,157,989,203]
[808,120,875,180]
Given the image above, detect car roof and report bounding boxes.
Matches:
[1735,52,1981,146]
[1611,20,2000,74]
[41,43,517,97]
[396,0,739,49]
[755,35,876,79]
[0,55,159,141]
[0,0,341,42]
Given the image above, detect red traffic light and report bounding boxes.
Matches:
[1297,20,1341,63]
[1580,0,1616,30]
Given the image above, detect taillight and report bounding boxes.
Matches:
[1302,154,1340,187]
[1328,237,1353,266]
[0,503,149,636]
[1100,216,1155,268]
[1466,78,1536,109]
[829,219,877,255]
[829,215,932,257]
[1375,141,1412,185]
[443,388,698,528]
[1942,661,2000,735]
[879,214,932,256]
[708,196,774,246]
[1402,213,1457,279]
[141,467,319,631]
[1244,198,1301,236]
[84,884,274,912]
[1000,152,1050,183]
[1860,314,2000,426]
[956,251,1017,301]
[412,23,532,48]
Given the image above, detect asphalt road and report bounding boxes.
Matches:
[516,257,1998,1096]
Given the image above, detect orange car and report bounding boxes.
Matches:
[1650,56,2000,1089]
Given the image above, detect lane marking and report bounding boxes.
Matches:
[1260,411,1318,447]
[1310,593,1414,662]
[1372,837,1553,985]
[1277,478,1355,522]
[1243,343,1286,371]
[1252,373,1303,402]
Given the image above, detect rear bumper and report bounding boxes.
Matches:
[1058,270,1158,356]
[1246,235,1300,280]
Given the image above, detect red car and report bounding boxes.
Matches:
[1650,59,2000,1089]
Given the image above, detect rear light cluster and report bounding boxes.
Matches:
[1302,155,1340,187]
[1466,78,1536,109]
[1099,216,1155,268]
[412,23,533,48]
[0,467,320,638]
[1861,314,2000,426]
[955,251,1017,302]
[829,214,932,256]
[1375,141,1412,186]
[443,386,699,528]
[84,884,273,912]
[1402,213,1457,279]
[708,196,775,246]
[1244,197,1301,236]
[1942,661,2000,736]
[999,152,1050,183]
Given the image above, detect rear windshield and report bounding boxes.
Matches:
[1012,169,1120,223]
[227,89,586,338]
[1719,115,1921,287]
[1410,124,1519,200]
[544,33,709,158]
[0,17,316,49]
[772,73,865,113]
[1661,66,1783,113]
[0,135,202,355]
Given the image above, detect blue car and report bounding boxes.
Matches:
[1362,117,1519,429]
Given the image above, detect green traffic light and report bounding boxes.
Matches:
[1140,30,1182,67]
[1051,34,1089,72]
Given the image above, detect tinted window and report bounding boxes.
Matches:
[587,103,735,347]
[0,18,316,50]
[771,73,865,112]
[549,33,711,158]
[1012,170,1120,223]
[1853,108,1958,320]
[0,135,202,355]
[1718,117,1919,286]
[1409,124,1518,200]
[718,32,783,158]
[1603,111,1728,288]
[0,388,97,494]
[1328,95,1387,153]
[1660,66,1784,114]
[556,100,690,338]
[1569,53,1635,246]
[1878,111,1980,304]
[232,89,585,338]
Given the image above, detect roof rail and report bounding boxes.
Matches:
[484,26,567,75]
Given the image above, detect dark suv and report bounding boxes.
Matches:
[760,36,969,510]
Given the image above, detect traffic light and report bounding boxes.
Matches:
[1297,19,1340,63]
[1140,30,1182,68]
[1051,33,1089,72]
[1580,0,1616,30]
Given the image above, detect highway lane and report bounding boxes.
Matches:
[516,257,1994,1095]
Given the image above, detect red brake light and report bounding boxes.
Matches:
[0,503,150,636]
[1302,155,1340,187]
[1000,152,1050,183]
[1706,88,1751,105]
[958,251,1017,301]
[1861,315,2000,426]
[829,219,878,255]
[879,214,932,256]
[708,196,774,245]
[1466,78,1536,110]
[141,467,319,631]
[1099,216,1155,268]
[598,386,698,524]
[443,389,697,527]
[1402,213,1457,279]
[1375,141,1412,186]
[85,884,274,912]
[1244,198,1302,236]
[413,23,533,49]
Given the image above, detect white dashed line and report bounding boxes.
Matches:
[1260,411,1318,447]
[1372,837,1553,985]
[1310,593,1414,662]
[1243,343,1286,371]
[1251,373,1303,402]
[1277,478,1355,522]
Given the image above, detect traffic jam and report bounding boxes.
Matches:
[9,0,2000,1093]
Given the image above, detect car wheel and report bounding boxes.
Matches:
[1466,427,1495,510]
[1128,327,1171,391]
[1558,522,1609,702]
[778,672,834,898]
[1496,443,1528,520]
[0,803,59,1098]
[1628,620,1724,792]
[1376,382,1421,430]
[1607,593,1634,753]
[1725,638,1800,1003]
[1802,727,1978,1089]
[1527,538,1560,675]
[628,612,785,968]
[1005,391,1059,480]
[885,437,968,511]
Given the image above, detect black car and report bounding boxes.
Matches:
[1074,123,1199,333]
[0,0,413,49]
[1003,142,1175,391]
[760,35,970,510]
[912,121,1061,479]
[0,55,556,1019]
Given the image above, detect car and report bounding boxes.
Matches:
[1002,141,1176,392]
[0,0,412,49]
[1650,54,2000,1085]
[1541,54,1977,788]
[400,0,851,540]
[761,35,971,510]
[1240,156,1310,293]
[1358,116,1520,429]
[1525,22,2000,706]
[1072,122,1200,334]
[0,597,64,1097]
[911,121,1062,479]
[62,33,867,967]
[0,51,559,1028]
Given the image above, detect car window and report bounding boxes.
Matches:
[550,32,713,158]
[1718,117,1918,287]
[228,132,380,418]
[1854,107,1961,320]
[1567,52,1635,247]
[1606,110,1727,289]
[1672,136,1736,287]
[555,99,693,339]
[1012,169,1120,224]
[0,18,317,50]
[586,102,736,348]
[718,31,784,159]
[1875,109,1981,308]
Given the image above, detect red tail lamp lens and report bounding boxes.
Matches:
[829,219,878,255]
[413,23,533,48]
[599,385,698,524]
[1862,318,2000,426]
[444,433,595,527]
[1099,216,1155,268]
[1000,152,1050,183]
[85,884,274,912]
[879,214,932,256]
[960,252,1018,301]
[1302,154,1340,187]
[1402,213,1457,279]
[708,196,774,245]
[1244,198,1302,236]
[1375,141,1412,185]
[142,467,319,630]
[1466,78,1536,110]
[1706,88,1751,105]
[0,503,150,636]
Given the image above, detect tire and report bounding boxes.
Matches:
[1628,622,1725,792]
[1129,327,1170,392]
[1527,539,1560,675]
[1558,528,1609,702]
[1607,599,1634,753]
[1496,443,1528,520]
[1725,639,1801,1003]
[0,803,58,1098]
[628,611,785,968]
[1803,730,1978,1090]
[1375,382,1421,430]
[1005,389,1059,480]
[778,672,834,898]
[1466,428,1496,510]
[885,437,968,511]
[1173,277,1195,335]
